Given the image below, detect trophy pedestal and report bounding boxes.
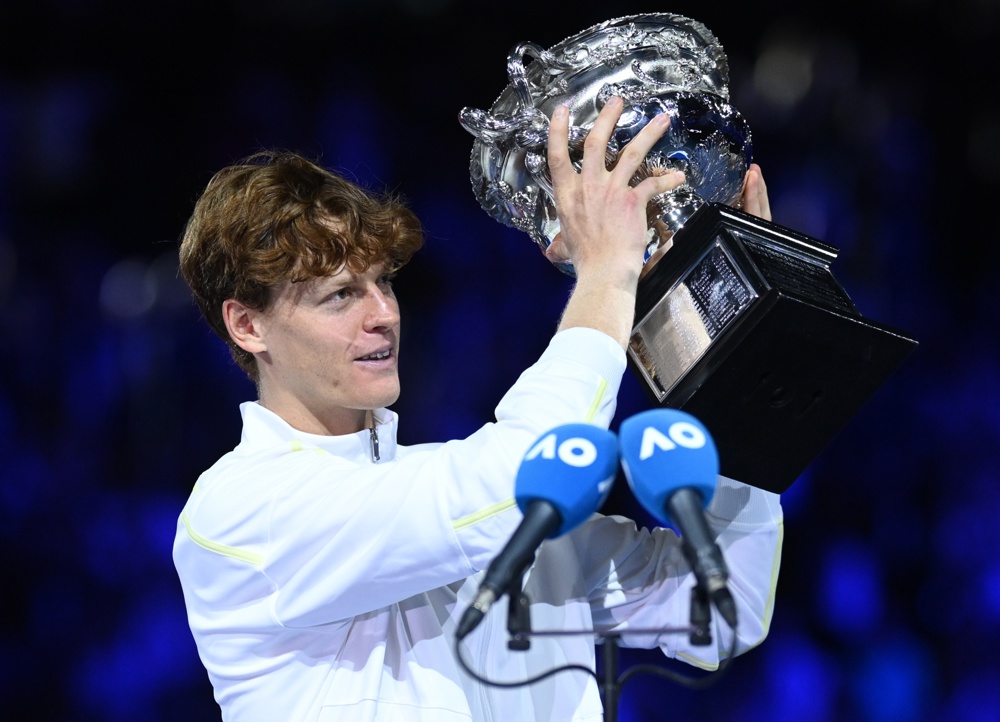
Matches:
[628,203,918,493]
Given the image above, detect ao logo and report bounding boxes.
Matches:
[639,422,706,460]
[525,433,598,468]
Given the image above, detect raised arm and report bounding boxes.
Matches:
[547,97,686,348]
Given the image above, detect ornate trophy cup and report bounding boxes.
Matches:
[459,13,917,492]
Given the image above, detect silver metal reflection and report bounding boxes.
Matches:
[459,13,752,276]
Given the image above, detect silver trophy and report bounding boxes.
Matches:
[459,13,746,275]
[460,14,917,492]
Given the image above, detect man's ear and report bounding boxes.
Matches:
[222,299,268,354]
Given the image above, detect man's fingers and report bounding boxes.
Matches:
[634,169,686,206]
[544,232,571,263]
[613,111,670,180]
[581,96,623,174]
[546,105,573,184]
[742,164,772,221]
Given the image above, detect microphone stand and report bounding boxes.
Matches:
[689,585,713,646]
[501,565,629,722]
[485,578,725,721]
[506,570,531,651]
[599,633,622,722]
[600,586,713,720]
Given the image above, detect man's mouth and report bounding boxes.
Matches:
[358,349,392,361]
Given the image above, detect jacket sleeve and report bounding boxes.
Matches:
[579,477,783,667]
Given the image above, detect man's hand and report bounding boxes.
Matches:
[550,98,686,347]
[545,97,686,280]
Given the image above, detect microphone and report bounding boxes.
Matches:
[456,423,619,640]
[618,409,737,629]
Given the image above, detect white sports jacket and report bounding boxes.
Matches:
[173,328,783,721]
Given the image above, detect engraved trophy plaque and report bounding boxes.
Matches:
[459,13,917,492]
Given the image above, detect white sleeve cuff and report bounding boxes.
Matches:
[542,327,627,382]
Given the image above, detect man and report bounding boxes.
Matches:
[173,98,781,721]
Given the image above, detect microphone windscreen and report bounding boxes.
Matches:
[618,409,719,523]
[515,423,619,537]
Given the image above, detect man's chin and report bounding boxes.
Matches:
[369,385,401,411]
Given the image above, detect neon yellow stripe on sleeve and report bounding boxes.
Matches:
[584,378,609,423]
[453,498,517,531]
[181,511,264,566]
[760,519,784,633]
[451,375,607,531]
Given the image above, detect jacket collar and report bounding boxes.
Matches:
[238,401,398,463]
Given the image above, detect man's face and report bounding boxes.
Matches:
[253,262,401,435]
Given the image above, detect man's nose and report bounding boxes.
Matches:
[364,285,399,330]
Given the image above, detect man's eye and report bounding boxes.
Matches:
[378,274,396,289]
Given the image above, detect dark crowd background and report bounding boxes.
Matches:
[2,1,998,721]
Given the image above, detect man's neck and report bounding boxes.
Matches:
[257,389,368,436]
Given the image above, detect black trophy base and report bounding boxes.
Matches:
[628,203,918,493]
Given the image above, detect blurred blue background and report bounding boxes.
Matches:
[1,1,998,720]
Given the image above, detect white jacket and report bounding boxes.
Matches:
[173,328,783,721]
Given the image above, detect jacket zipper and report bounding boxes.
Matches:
[369,416,380,462]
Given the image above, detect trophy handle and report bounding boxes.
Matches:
[458,42,552,148]
[507,42,546,110]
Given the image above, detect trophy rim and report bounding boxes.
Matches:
[486,12,732,114]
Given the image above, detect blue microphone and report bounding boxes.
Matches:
[619,409,737,628]
[456,423,618,640]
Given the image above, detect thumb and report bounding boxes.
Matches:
[544,233,571,264]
